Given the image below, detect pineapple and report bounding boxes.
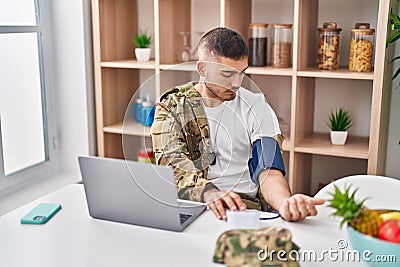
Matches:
[328,184,383,237]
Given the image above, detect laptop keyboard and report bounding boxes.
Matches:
[179,213,193,224]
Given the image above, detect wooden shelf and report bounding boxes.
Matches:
[103,120,151,137]
[104,120,292,152]
[101,60,156,70]
[92,0,394,194]
[246,66,293,76]
[158,64,294,76]
[159,62,197,72]
[294,133,369,159]
[297,68,374,80]
[282,138,292,152]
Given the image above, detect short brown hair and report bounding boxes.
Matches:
[198,27,248,60]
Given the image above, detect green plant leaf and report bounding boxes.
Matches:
[387,31,400,47]
[327,108,353,131]
[132,30,153,48]
[390,10,400,25]
[389,55,400,63]
[392,66,400,80]
[387,11,400,48]
[393,22,400,30]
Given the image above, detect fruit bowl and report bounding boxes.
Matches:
[328,184,400,266]
[347,218,400,267]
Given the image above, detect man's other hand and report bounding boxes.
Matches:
[203,189,247,220]
[278,194,325,221]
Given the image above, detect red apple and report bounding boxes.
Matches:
[378,219,400,244]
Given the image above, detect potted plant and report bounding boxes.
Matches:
[388,10,400,82]
[387,9,400,146]
[132,30,153,62]
[327,107,353,145]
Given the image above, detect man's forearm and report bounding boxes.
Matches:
[178,182,219,202]
[258,169,291,210]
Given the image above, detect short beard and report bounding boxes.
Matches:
[204,82,235,101]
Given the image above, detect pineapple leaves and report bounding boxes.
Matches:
[327,183,367,227]
[328,183,381,236]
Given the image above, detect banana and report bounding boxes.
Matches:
[380,211,400,221]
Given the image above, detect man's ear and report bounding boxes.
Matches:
[197,61,207,77]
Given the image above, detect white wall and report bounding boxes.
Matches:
[137,0,155,59]
[50,0,95,175]
[0,0,94,214]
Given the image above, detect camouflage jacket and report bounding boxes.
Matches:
[150,82,218,202]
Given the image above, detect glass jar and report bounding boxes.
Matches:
[317,22,342,70]
[271,24,292,68]
[248,23,268,66]
[349,23,375,72]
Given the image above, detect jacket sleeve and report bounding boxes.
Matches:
[150,100,218,202]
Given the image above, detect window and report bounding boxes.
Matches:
[0,0,56,189]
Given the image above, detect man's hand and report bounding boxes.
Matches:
[278,194,325,221]
[203,189,247,220]
[259,169,324,222]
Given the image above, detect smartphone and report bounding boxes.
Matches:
[20,203,62,225]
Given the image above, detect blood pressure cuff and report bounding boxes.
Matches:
[248,137,286,185]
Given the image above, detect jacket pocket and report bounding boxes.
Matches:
[150,117,174,135]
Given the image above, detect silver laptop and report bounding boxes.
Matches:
[78,156,206,232]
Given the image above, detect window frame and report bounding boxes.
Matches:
[0,0,58,192]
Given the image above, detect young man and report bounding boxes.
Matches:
[151,27,324,221]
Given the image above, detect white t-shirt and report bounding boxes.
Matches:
[203,87,280,197]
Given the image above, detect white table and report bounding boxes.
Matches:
[0,184,368,267]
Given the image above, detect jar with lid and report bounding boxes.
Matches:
[349,23,375,72]
[271,24,292,68]
[317,22,342,70]
[248,23,268,66]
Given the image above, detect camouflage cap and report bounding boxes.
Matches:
[213,227,300,267]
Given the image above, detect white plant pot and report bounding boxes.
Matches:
[135,48,151,62]
[330,131,348,145]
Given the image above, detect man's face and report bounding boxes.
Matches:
[200,56,248,102]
